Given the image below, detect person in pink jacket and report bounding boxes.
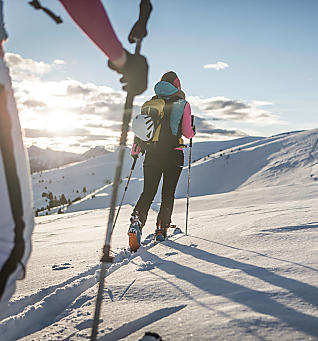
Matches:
[129,71,195,251]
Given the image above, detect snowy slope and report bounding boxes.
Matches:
[183,135,264,164]
[32,136,263,214]
[2,130,318,340]
[35,130,318,214]
[31,147,137,214]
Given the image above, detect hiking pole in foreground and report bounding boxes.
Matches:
[112,156,138,230]
[185,115,195,236]
[91,2,152,339]
[90,43,140,341]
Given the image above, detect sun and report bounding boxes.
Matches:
[44,111,79,134]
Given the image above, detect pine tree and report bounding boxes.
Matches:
[60,194,67,205]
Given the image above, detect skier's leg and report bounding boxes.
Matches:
[0,58,34,316]
[157,150,184,228]
[133,152,162,226]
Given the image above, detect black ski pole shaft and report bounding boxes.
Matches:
[112,157,137,230]
[185,139,192,235]
[91,94,134,340]
[91,0,152,334]
[185,115,194,236]
[90,42,141,341]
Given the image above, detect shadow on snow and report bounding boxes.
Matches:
[140,239,318,338]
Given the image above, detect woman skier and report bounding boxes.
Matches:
[128,71,195,251]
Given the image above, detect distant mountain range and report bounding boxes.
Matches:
[27,145,110,173]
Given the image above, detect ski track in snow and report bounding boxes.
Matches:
[0,231,184,341]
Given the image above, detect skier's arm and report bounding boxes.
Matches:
[182,102,195,139]
[59,0,125,66]
[59,0,149,95]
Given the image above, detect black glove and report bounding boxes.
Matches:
[108,50,148,96]
[192,125,196,135]
[128,0,153,43]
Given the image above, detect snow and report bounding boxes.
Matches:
[1,130,318,340]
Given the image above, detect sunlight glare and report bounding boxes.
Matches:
[44,111,79,134]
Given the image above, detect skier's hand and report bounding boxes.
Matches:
[108,50,148,96]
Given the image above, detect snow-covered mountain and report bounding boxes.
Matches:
[27,145,80,173]
[31,130,318,215]
[31,136,266,215]
[2,129,318,340]
[27,145,110,173]
[79,146,110,161]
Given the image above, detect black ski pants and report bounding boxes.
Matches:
[133,150,184,229]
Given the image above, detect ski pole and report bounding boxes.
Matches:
[112,156,138,230]
[90,6,153,336]
[91,2,152,336]
[185,115,194,236]
[90,43,140,341]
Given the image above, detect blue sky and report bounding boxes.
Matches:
[3,0,318,152]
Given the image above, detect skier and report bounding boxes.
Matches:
[0,0,149,314]
[128,71,195,251]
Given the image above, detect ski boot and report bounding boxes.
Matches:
[154,221,168,243]
[128,213,142,252]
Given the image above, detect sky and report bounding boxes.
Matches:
[3,0,318,153]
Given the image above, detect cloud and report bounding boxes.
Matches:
[194,116,247,138]
[188,96,278,124]
[66,82,94,96]
[25,128,90,138]
[53,59,66,65]
[10,53,278,153]
[203,62,229,70]
[78,135,109,142]
[23,99,47,108]
[5,53,52,80]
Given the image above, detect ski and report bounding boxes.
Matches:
[154,224,183,245]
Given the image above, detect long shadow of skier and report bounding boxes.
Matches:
[165,239,318,310]
[139,246,318,338]
[191,235,318,273]
[98,305,186,340]
[261,223,318,233]
[148,270,267,341]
